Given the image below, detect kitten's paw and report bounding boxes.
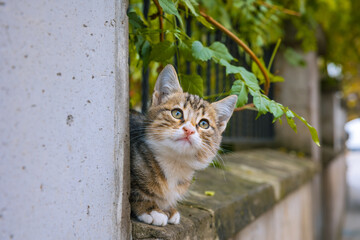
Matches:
[150,210,168,226]
[137,213,153,225]
[168,211,180,224]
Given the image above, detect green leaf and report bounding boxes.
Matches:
[218,7,232,30]
[179,40,194,61]
[150,40,175,62]
[141,40,151,68]
[253,93,270,117]
[269,100,284,119]
[240,67,261,91]
[205,191,215,196]
[271,75,285,82]
[252,58,284,84]
[220,59,260,91]
[230,80,248,107]
[192,41,213,61]
[197,15,214,29]
[181,0,199,17]
[285,109,295,118]
[158,0,183,27]
[209,42,234,62]
[251,60,265,84]
[179,73,204,97]
[219,59,241,74]
[128,10,146,30]
[295,114,320,146]
[307,124,321,147]
[284,48,306,67]
[224,65,260,92]
[286,116,297,133]
[135,35,145,55]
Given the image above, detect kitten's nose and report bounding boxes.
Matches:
[183,125,195,136]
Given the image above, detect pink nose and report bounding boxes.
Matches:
[183,125,195,136]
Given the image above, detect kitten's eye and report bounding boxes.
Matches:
[199,119,209,129]
[171,109,183,119]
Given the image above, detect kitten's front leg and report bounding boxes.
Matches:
[165,207,181,225]
[132,200,168,226]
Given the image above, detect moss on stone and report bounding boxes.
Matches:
[132,149,318,239]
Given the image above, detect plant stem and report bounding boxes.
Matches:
[235,103,255,111]
[153,0,164,41]
[257,1,301,17]
[199,10,270,96]
[268,38,282,72]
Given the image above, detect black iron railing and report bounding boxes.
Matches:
[139,1,274,144]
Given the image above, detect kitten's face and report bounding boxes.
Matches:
[147,92,221,164]
[145,65,237,169]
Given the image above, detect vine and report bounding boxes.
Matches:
[128,0,320,146]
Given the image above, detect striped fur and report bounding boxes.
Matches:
[130,65,237,226]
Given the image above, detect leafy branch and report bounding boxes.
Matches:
[256,1,301,17]
[153,0,164,41]
[198,9,270,112]
[128,0,320,146]
[199,10,271,96]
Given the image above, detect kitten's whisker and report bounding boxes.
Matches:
[201,142,228,182]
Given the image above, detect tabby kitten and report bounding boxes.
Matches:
[130,65,237,226]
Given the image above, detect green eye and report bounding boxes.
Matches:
[171,109,183,119]
[199,119,209,129]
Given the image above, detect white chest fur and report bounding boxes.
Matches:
[154,152,195,209]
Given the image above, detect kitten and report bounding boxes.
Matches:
[130,65,237,226]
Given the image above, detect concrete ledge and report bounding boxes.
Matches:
[132,149,318,239]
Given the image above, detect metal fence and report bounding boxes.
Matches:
[140,1,274,144]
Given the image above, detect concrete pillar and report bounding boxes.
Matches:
[274,50,320,161]
[0,0,130,239]
[321,91,347,152]
[274,50,322,239]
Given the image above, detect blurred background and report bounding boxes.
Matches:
[128,0,360,239]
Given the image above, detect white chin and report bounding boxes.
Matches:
[171,140,197,154]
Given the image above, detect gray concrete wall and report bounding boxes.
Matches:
[321,92,347,151]
[274,50,322,239]
[232,182,314,240]
[0,0,130,239]
[323,154,347,240]
[274,50,321,162]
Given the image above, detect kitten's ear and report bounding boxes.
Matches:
[211,95,238,133]
[152,65,183,106]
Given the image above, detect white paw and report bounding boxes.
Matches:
[150,210,168,226]
[168,211,180,224]
[137,213,153,224]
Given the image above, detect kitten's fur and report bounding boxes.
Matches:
[130,65,237,226]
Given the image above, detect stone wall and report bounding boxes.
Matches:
[232,182,314,240]
[274,50,321,163]
[322,154,347,240]
[132,149,318,240]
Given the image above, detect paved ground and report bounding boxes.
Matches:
[342,151,360,240]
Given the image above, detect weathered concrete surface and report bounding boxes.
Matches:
[342,151,360,240]
[114,0,131,238]
[321,92,347,151]
[232,182,314,240]
[132,149,317,239]
[133,205,215,240]
[274,50,321,163]
[274,49,322,239]
[322,153,346,240]
[0,0,130,239]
